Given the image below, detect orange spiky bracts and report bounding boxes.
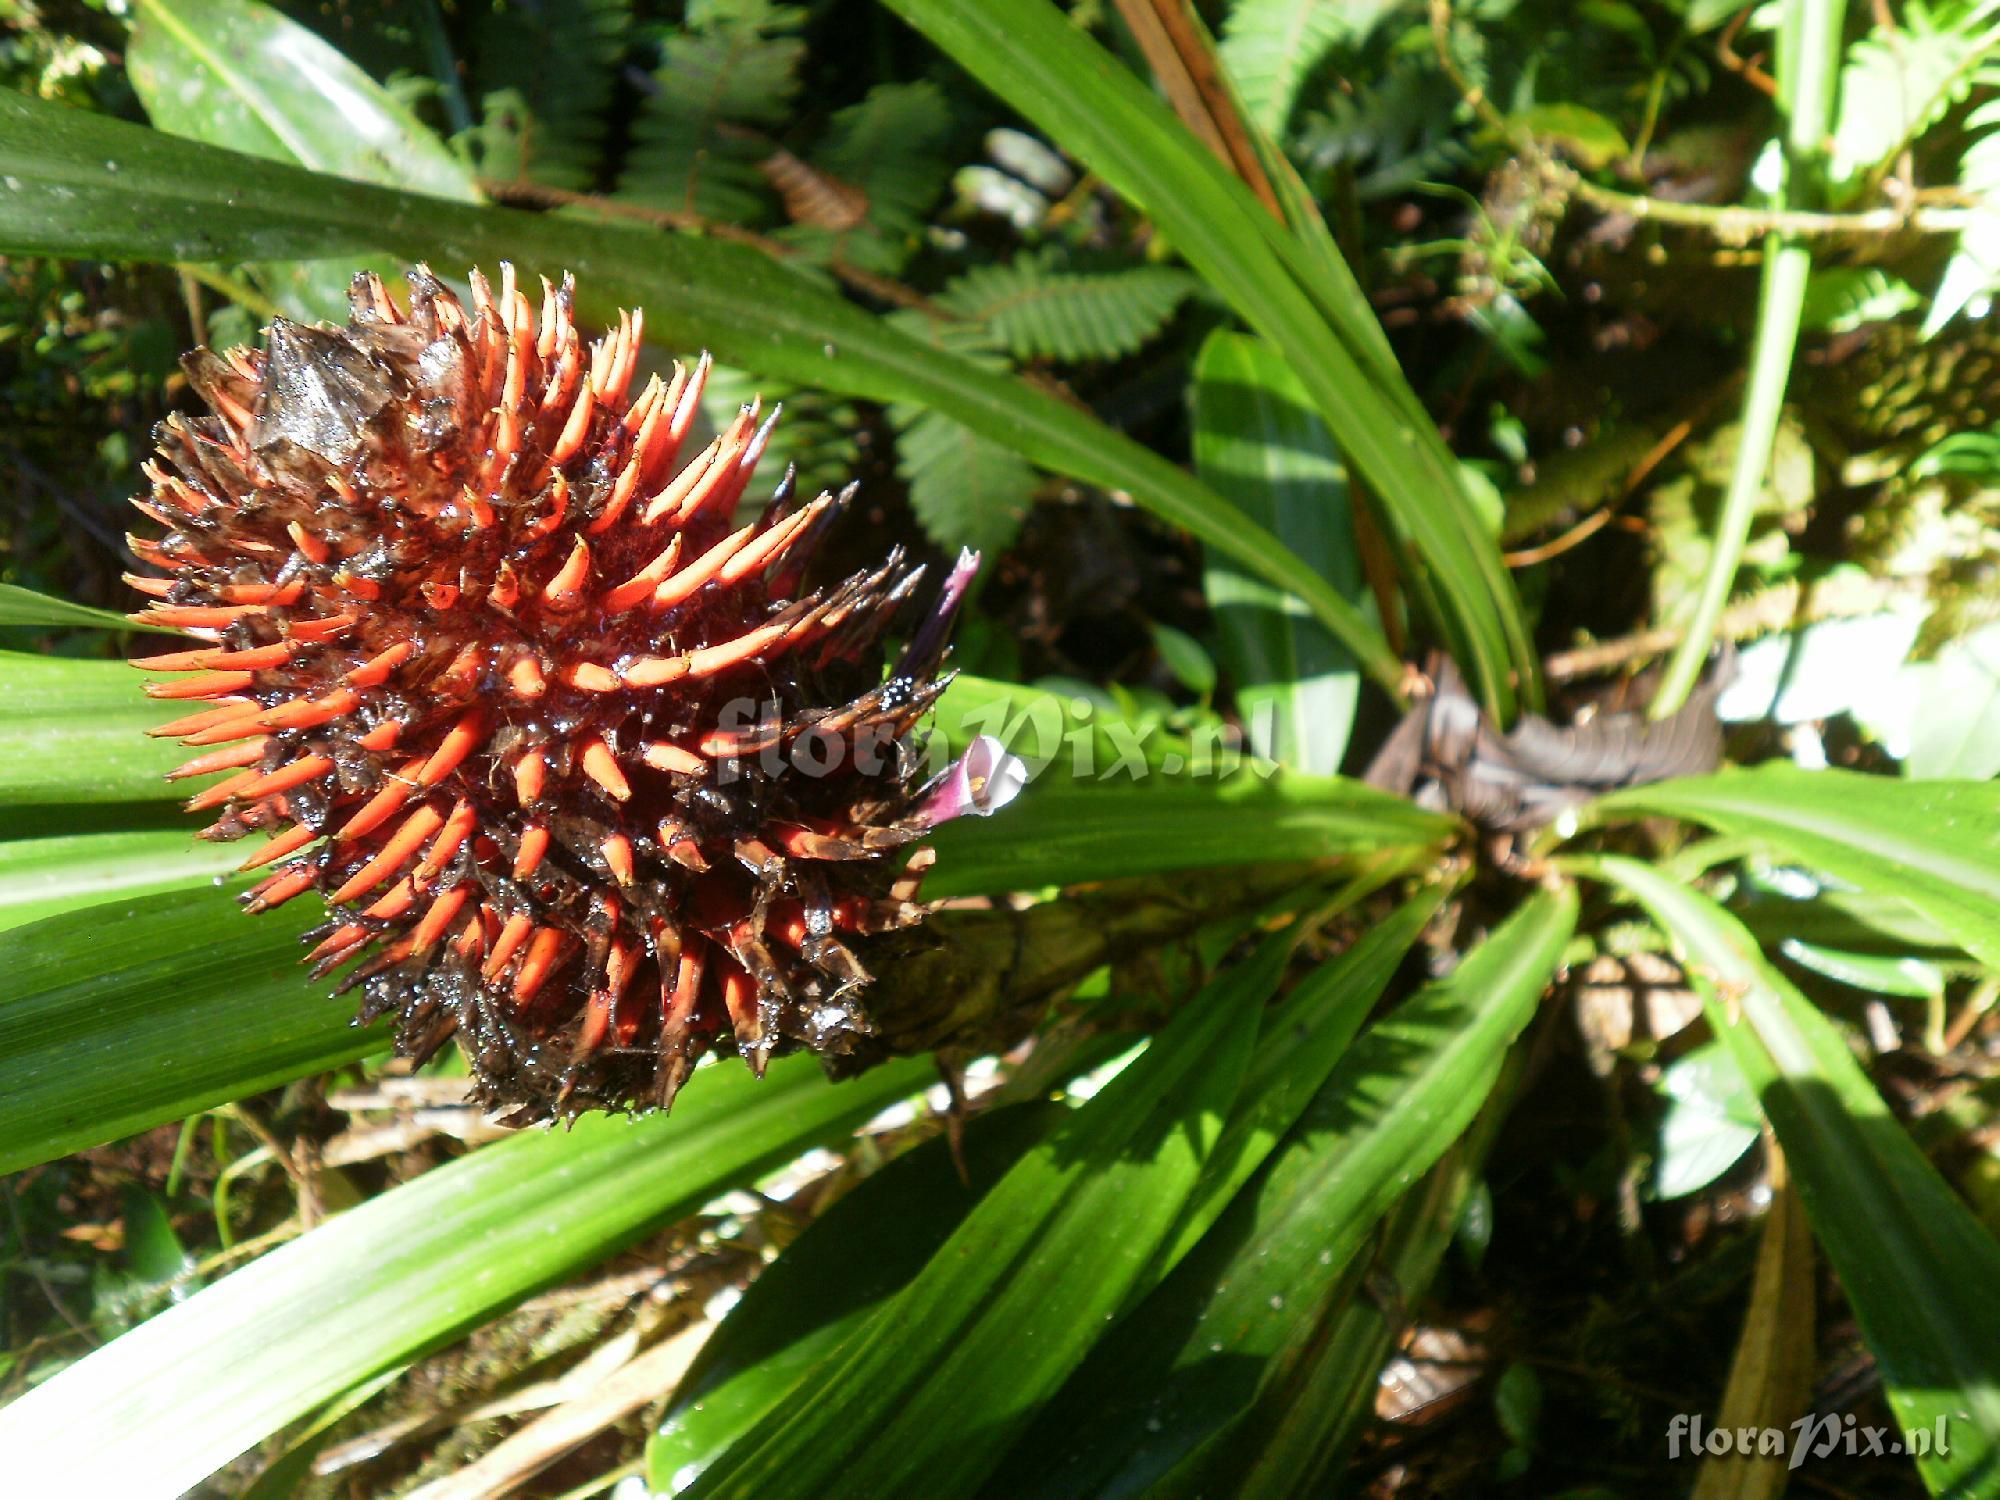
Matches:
[129,265,993,1118]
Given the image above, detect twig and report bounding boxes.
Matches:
[1430,0,1970,246]
[178,269,206,349]
[1568,177,1976,243]
[221,1101,322,1229]
[2,1182,96,1346]
[1503,378,1740,568]
[1544,570,1923,680]
[1716,5,1780,97]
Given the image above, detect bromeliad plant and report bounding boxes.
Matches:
[1,0,1999,1495]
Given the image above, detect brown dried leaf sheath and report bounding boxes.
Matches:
[130,265,969,1120]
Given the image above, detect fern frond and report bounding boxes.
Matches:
[892,408,1037,555]
[619,0,805,222]
[466,0,631,190]
[1829,2,2000,192]
[776,81,956,276]
[1294,65,1465,200]
[1926,63,2000,332]
[878,309,1035,553]
[1219,0,1380,134]
[935,250,1198,363]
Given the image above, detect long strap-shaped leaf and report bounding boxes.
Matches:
[990,887,1576,1498]
[0,886,364,1174]
[652,884,1429,1490]
[0,89,1400,696]
[1572,855,2000,1495]
[682,940,1266,1498]
[0,828,243,935]
[876,0,1539,719]
[0,651,185,809]
[923,764,1455,897]
[1590,766,2000,970]
[650,1102,1067,1492]
[1192,330,1366,776]
[0,1052,934,1497]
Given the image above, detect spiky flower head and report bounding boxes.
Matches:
[130,265,988,1119]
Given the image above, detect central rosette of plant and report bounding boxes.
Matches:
[129,265,986,1119]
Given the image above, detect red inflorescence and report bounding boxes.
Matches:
[129,265,979,1118]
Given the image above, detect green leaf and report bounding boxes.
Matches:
[1778,939,1947,1000]
[936,249,1198,362]
[1197,1113,1502,1496]
[0,885,367,1175]
[683,932,1266,1498]
[1798,266,1922,332]
[0,1053,933,1497]
[1591,766,2000,969]
[0,651,187,811]
[1149,622,1217,699]
[1192,329,1366,775]
[1828,14,1999,189]
[990,887,1578,1497]
[0,828,242,933]
[1571,855,2000,1494]
[1928,91,2000,333]
[125,0,479,320]
[923,765,1455,898]
[1734,877,1961,959]
[878,0,1539,720]
[650,1102,1064,1491]
[1219,0,1397,133]
[465,0,630,192]
[0,89,1398,697]
[1903,620,2000,781]
[1513,103,1630,169]
[119,1185,196,1293]
[128,0,475,202]
[895,408,1036,556]
[1654,1042,1761,1199]
[621,0,805,222]
[0,582,169,633]
[1152,881,1449,1274]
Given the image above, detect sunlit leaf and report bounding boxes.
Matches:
[0,886,357,1174]
[1574,856,2000,1494]
[0,89,1395,691]
[991,888,1577,1496]
[127,0,480,319]
[0,828,242,933]
[878,0,1538,718]
[1592,766,2000,969]
[650,1103,1064,1491]
[684,948,1266,1497]
[0,1054,933,1497]
[1192,330,1367,775]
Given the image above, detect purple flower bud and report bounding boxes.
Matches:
[917,734,1027,827]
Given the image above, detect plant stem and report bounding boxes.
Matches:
[1650,0,1843,719]
[174,263,284,324]
[1569,177,1976,242]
